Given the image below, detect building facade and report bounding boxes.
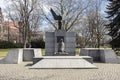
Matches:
[0,7,4,40]
[0,8,19,43]
[0,7,44,43]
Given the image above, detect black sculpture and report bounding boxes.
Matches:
[50,8,62,30]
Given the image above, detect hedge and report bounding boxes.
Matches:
[31,39,45,48]
[0,40,23,49]
[0,39,45,49]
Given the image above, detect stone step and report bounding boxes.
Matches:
[33,56,93,64]
[80,48,120,63]
[30,56,97,69]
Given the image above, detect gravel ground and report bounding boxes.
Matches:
[0,62,120,80]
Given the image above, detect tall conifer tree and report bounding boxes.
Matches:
[106,0,120,48]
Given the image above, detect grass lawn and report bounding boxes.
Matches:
[41,49,45,55]
[76,48,80,55]
[0,49,10,57]
[0,48,80,57]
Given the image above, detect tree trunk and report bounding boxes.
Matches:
[24,37,27,48]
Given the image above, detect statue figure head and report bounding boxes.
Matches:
[60,39,64,42]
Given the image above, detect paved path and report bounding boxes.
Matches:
[0,62,120,80]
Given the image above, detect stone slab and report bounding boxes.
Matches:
[45,38,55,42]
[66,38,76,42]
[45,32,54,37]
[33,56,93,64]
[66,32,76,37]
[45,42,55,48]
[23,48,42,61]
[31,59,96,69]
[0,49,23,64]
[65,43,75,48]
[65,47,76,52]
[53,52,75,56]
[45,30,76,56]
[55,30,66,36]
[80,49,100,61]
[31,56,96,69]
[45,52,54,56]
[45,48,54,53]
[0,48,42,64]
[100,50,119,63]
[82,56,93,63]
[80,48,119,63]
[34,49,42,57]
[23,49,34,61]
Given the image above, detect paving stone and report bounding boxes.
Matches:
[0,62,120,80]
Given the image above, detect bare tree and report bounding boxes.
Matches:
[74,0,107,48]
[85,0,106,48]
[40,0,91,31]
[74,20,91,48]
[5,0,41,48]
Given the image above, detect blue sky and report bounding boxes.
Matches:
[101,0,108,15]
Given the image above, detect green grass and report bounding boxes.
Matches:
[41,49,45,55]
[76,48,80,55]
[0,49,10,57]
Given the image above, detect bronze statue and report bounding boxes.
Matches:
[50,8,62,30]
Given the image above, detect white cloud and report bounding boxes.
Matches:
[0,0,6,8]
[42,5,51,14]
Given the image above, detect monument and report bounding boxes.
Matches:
[0,8,97,69]
[45,8,76,56]
[30,8,97,69]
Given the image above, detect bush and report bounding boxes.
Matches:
[15,43,23,48]
[0,40,23,49]
[31,39,45,49]
[114,48,120,56]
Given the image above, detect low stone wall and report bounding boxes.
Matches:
[23,48,42,61]
[0,48,42,64]
[0,49,23,64]
[80,48,119,63]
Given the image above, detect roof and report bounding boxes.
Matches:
[4,21,19,30]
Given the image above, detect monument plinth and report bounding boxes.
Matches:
[45,30,76,56]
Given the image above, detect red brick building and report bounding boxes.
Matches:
[0,7,19,43]
[0,7,44,43]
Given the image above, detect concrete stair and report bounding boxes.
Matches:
[30,56,97,69]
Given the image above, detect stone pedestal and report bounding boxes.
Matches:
[0,48,42,64]
[23,48,42,61]
[45,30,76,56]
[31,56,96,69]
[80,48,119,63]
